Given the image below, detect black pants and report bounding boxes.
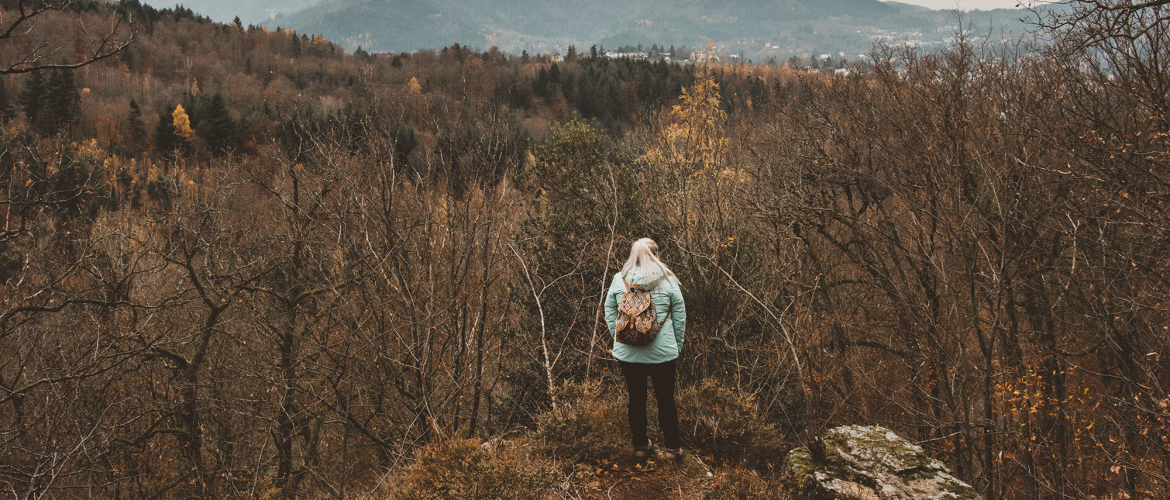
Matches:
[618,359,681,450]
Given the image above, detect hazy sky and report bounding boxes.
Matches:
[882,0,1044,11]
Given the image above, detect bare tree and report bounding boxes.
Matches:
[0,0,135,74]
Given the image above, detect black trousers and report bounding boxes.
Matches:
[618,359,681,450]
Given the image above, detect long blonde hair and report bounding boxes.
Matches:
[620,238,678,289]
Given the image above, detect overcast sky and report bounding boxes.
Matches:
[882,0,1046,11]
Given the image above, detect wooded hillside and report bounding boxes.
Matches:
[0,1,1167,499]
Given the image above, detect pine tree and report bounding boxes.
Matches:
[0,77,13,123]
[534,68,548,99]
[548,63,561,85]
[43,69,80,130]
[19,70,46,124]
[127,99,147,151]
[155,107,178,156]
[196,93,237,155]
[290,33,301,57]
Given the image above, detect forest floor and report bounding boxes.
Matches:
[557,450,723,499]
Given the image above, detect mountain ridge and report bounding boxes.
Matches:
[265,0,1031,56]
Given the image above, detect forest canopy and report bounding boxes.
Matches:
[0,0,1167,499]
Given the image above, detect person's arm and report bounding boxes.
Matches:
[604,275,619,339]
[670,279,686,348]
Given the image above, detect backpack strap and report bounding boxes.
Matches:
[622,273,650,292]
[659,303,674,329]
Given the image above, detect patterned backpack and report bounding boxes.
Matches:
[614,274,671,346]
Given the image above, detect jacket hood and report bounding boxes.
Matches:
[620,267,668,290]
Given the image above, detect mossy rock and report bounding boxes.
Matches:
[781,425,982,500]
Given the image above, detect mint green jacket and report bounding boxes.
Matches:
[604,268,686,364]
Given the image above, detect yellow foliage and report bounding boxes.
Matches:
[95,114,122,148]
[406,76,422,95]
[172,104,193,142]
[644,41,727,175]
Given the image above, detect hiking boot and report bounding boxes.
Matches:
[634,447,652,460]
[659,448,682,461]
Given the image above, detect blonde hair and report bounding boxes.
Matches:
[620,238,678,289]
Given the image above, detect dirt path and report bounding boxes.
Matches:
[557,452,718,500]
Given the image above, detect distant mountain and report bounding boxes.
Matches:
[266,0,1037,57]
[882,1,936,13]
[141,0,320,24]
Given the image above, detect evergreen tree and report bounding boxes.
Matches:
[155,107,179,156]
[534,68,547,99]
[290,32,301,57]
[548,63,561,85]
[578,84,597,119]
[43,69,80,130]
[196,93,237,155]
[607,80,624,121]
[0,77,13,123]
[19,70,46,124]
[156,110,176,153]
[180,92,200,131]
[127,99,147,151]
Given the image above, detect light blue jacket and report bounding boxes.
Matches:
[604,267,686,364]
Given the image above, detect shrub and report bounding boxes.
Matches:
[709,467,788,500]
[535,380,629,460]
[393,437,556,500]
[679,378,787,469]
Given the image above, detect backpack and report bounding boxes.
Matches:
[614,274,671,346]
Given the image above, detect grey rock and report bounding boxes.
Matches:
[782,425,982,500]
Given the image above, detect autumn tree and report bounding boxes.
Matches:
[172,103,194,142]
[0,0,134,74]
[519,120,650,395]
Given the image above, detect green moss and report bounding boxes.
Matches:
[938,477,980,499]
[913,469,940,479]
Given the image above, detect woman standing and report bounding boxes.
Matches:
[604,238,687,460]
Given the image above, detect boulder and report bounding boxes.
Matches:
[782,425,982,500]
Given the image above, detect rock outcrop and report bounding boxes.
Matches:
[783,425,982,500]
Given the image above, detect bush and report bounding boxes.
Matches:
[679,378,787,469]
[709,467,789,500]
[392,437,556,500]
[535,380,630,460]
